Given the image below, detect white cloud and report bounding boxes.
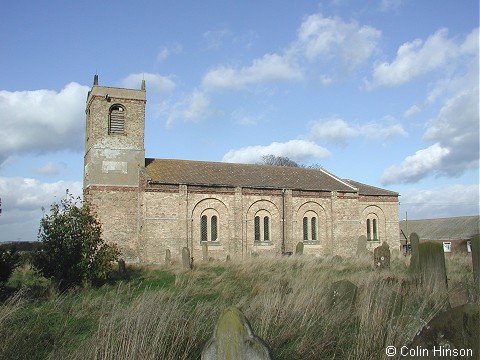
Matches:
[369,28,477,88]
[404,104,422,118]
[202,29,232,49]
[0,82,89,165]
[222,139,330,164]
[0,176,82,241]
[399,184,480,219]
[202,53,303,90]
[309,117,406,145]
[381,143,450,185]
[157,43,182,62]
[32,161,62,176]
[380,0,404,12]
[166,89,219,127]
[120,72,175,97]
[295,13,381,71]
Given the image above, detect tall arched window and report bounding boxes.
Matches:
[254,214,270,242]
[211,215,218,241]
[366,216,379,241]
[200,213,219,243]
[109,104,125,134]
[201,215,208,243]
[302,212,318,241]
[303,217,308,240]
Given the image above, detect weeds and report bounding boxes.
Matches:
[0,254,475,359]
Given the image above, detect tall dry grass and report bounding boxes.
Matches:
[2,252,475,359]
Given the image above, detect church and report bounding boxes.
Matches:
[83,76,399,263]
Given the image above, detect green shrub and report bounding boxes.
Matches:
[33,191,120,291]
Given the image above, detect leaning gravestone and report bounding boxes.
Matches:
[201,307,272,360]
[182,247,192,269]
[409,232,420,273]
[118,259,126,274]
[472,235,479,289]
[202,243,209,262]
[295,242,304,256]
[401,304,479,359]
[356,235,368,257]
[418,242,447,288]
[327,280,357,308]
[165,249,171,265]
[374,242,390,270]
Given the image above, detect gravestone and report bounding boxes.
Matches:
[201,307,272,360]
[202,243,209,262]
[327,280,357,308]
[409,232,420,273]
[356,235,368,257]
[472,235,479,288]
[165,249,171,265]
[418,242,447,288]
[118,259,126,274]
[295,242,304,256]
[374,242,390,270]
[401,304,479,359]
[182,247,192,269]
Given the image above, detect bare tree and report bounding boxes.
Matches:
[259,155,323,169]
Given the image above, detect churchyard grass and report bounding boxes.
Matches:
[0,253,475,360]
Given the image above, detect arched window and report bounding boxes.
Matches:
[302,212,318,242]
[366,216,379,241]
[263,216,270,241]
[303,217,308,240]
[254,216,260,241]
[109,104,125,134]
[311,217,317,241]
[200,213,219,243]
[211,215,218,241]
[366,219,371,240]
[254,213,270,242]
[201,215,208,243]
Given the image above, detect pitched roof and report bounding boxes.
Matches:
[399,216,480,241]
[145,158,360,192]
[343,179,398,196]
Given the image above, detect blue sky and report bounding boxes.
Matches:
[0,0,478,241]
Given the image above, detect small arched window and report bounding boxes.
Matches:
[263,216,270,241]
[201,215,208,243]
[109,104,125,134]
[302,212,318,242]
[200,212,220,243]
[366,216,379,241]
[254,216,261,241]
[211,215,218,241]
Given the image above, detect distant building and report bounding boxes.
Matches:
[400,216,480,255]
[83,77,399,263]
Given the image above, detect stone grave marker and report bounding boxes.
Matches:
[295,242,304,256]
[327,280,357,308]
[202,243,209,262]
[401,304,479,359]
[201,306,272,360]
[418,242,447,288]
[165,249,171,265]
[182,247,192,269]
[117,259,126,274]
[374,242,390,270]
[472,235,479,289]
[356,235,368,257]
[409,232,420,273]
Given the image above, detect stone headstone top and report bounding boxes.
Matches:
[201,307,272,360]
[374,242,391,270]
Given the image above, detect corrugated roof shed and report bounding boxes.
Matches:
[399,216,480,241]
[145,158,366,192]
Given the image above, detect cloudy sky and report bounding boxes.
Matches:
[0,0,478,241]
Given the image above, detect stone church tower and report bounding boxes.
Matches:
[84,75,146,260]
[84,76,399,263]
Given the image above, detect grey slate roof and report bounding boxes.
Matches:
[145,158,363,192]
[343,179,398,196]
[399,216,480,241]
